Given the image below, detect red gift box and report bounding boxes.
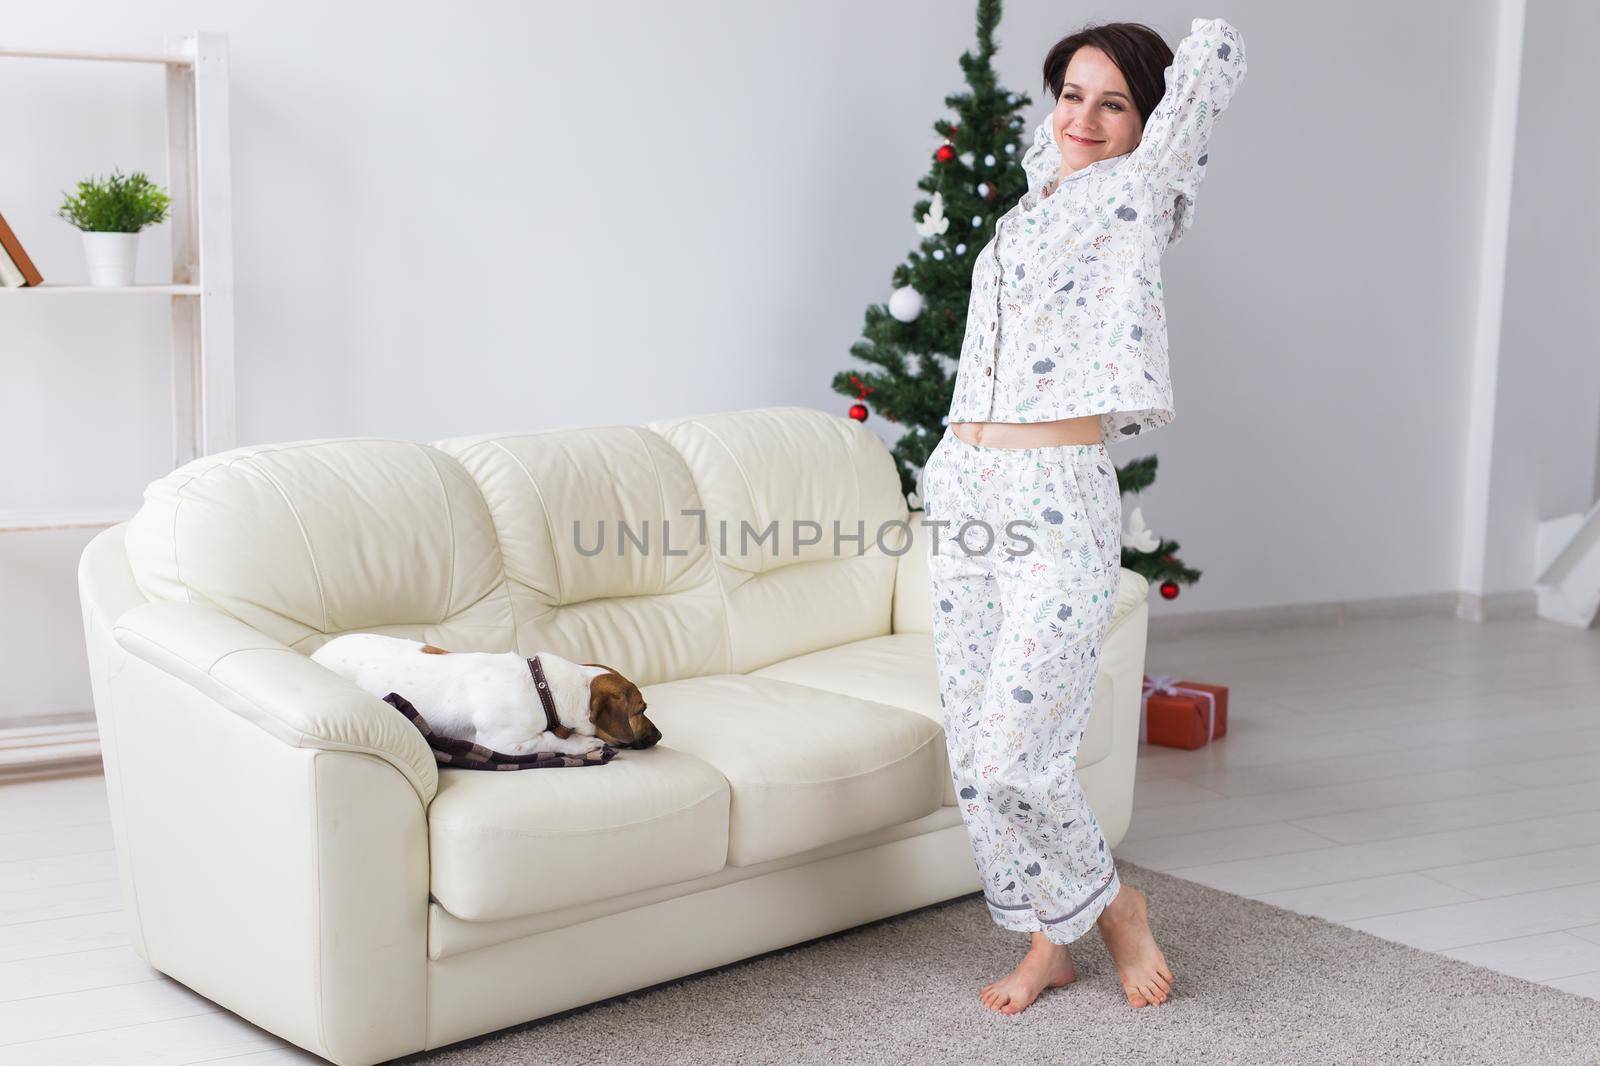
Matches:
[1140,674,1229,750]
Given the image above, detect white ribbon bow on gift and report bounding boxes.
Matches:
[1139,674,1219,745]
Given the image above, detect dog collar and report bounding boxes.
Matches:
[526,656,573,738]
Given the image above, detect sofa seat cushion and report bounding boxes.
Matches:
[750,631,1117,806]
[638,674,945,867]
[749,633,952,806]
[428,745,730,923]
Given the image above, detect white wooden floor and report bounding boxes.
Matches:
[1,612,1596,1064]
[1125,611,1600,996]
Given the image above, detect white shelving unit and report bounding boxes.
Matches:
[0,32,235,534]
[4,283,202,296]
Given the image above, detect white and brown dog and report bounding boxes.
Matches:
[311,633,661,756]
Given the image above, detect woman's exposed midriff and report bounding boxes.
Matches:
[949,415,1103,449]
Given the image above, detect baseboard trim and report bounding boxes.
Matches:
[1146,588,1537,637]
[0,713,103,782]
[1455,588,1540,622]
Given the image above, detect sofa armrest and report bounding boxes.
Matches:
[891,509,933,635]
[111,600,438,804]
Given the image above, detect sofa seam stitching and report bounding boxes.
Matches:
[244,456,330,633]
[102,631,151,960]
[115,627,435,801]
[418,444,457,623]
[308,752,332,1060]
[629,427,671,597]
[669,421,738,672]
[488,440,565,609]
[436,441,521,651]
[694,421,767,572]
[430,784,728,839]
[718,729,944,788]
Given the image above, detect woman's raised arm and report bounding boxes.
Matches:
[1130,17,1249,239]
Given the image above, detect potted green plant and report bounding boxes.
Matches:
[57,169,172,287]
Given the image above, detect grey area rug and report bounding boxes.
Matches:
[395,861,1600,1065]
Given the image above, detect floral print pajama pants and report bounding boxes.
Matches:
[922,426,1125,945]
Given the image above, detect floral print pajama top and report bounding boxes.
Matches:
[945,16,1249,442]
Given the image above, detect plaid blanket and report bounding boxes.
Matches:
[382,691,618,770]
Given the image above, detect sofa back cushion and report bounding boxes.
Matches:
[643,406,909,673]
[432,425,727,686]
[121,407,907,683]
[124,439,513,654]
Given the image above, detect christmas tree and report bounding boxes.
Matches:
[1108,453,1204,601]
[830,0,1028,500]
[831,0,1201,597]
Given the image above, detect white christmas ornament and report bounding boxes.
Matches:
[955,243,966,254]
[888,285,924,322]
[959,151,975,168]
[984,153,996,166]
[1005,143,1016,155]
[971,214,983,227]
[1122,505,1161,553]
[932,249,945,260]
[915,191,950,238]
[976,182,991,198]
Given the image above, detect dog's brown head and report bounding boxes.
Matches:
[582,662,662,749]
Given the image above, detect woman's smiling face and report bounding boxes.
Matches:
[1051,45,1144,175]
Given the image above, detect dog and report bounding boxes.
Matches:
[310,633,662,756]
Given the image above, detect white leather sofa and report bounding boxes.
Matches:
[76,405,1150,1065]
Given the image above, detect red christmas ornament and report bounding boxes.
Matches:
[935,144,955,163]
[846,373,875,422]
[1159,580,1180,600]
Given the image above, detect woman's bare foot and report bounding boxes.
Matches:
[1096,884,1173,1007]
[979,931,1077,1015]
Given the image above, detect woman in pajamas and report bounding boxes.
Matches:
[923,17,1248,1015]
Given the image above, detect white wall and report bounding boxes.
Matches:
[0,1,1590,722]
[1484,0,1600,590]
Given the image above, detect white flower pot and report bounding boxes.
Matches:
[81,231,141,287]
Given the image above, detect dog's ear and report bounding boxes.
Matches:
[583,664,646,713]
[587,673,639,744]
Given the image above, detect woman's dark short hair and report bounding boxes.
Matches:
[1041,22,1174,127]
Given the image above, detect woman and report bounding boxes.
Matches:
[922,17,1248,1015]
